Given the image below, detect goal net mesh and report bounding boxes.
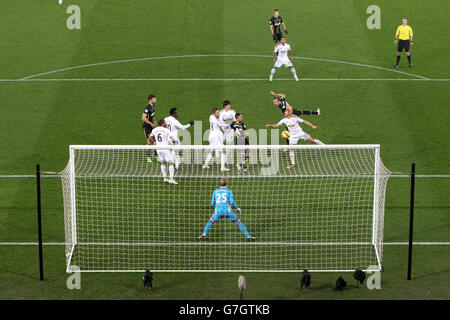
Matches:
[61,145,390,272]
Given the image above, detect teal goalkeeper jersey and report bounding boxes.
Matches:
[211,187,238,212]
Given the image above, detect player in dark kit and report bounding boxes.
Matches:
[270,91,320,117]
[142,94,157,163]
[269,9,288,45]
[270,91,320,147]
[228,113,250,171]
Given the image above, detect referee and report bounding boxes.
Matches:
[394,18,414,68]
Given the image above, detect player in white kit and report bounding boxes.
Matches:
[219,100,236,168]
[149,119,178,184]
[269,36,299,81]
[203,107,230,171]
[219,100,236,145]
[164,108,194,171]
[266,109,325,168]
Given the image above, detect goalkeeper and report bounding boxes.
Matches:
[199,178,255,241]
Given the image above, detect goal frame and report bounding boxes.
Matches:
[63,144,389,273]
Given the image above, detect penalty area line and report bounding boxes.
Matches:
[0,78,449,82]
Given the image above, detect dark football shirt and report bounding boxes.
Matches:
[278,97,303,116]
[230,121,247,132]
[269,16,283,34]
[278,97,289,113]
[230,121,248,145]
[142,103,156,127]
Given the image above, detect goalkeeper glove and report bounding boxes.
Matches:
[284,30,288,34]
[236,207,241,213]
[189,121,194,126]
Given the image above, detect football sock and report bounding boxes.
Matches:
[285,138,290,145]
[169,165,174,180]
[314,139,325,145]
[407,55,411,63]
[270,68,277,76]
[290,67,298,78]
[204,152,213,166]
[237,222,251,238]
[161,164,167,178]
[396,55,401,64]
[203,220,213,235]
[290,150,295,165]
[174,154,180,169]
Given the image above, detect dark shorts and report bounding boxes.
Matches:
[273,32,283,43]
[293,109,303,116]
[236,137,249,146]
[143,123,153,139]
[397,39,410,52]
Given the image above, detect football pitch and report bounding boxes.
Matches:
[0,0,449,300]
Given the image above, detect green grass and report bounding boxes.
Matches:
[0,0,449,299]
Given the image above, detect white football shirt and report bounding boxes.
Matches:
[209,114,223,136]
[150,126,174,146]
[219,109,236,129]
[164,116,191,139]
[277,116,304,136]
[274,43,291,60]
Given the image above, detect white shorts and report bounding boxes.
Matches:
[157,150,174,163]
[274,57,293,68]
[209,133,224,153]
[289,132,311,145]
[223,131,234,145]
[168,137,180,146]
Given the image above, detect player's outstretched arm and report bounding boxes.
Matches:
[303,119,317,129]
[269,91,286,98]
[266,123,280,128]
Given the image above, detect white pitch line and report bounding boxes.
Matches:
[0,78,449,82]
[14,54,431,81]
[0,242,449,246]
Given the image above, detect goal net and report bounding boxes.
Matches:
[61,145,390,272]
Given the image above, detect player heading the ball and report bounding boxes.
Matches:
[199,178,255,241]
[148,119,178,184]
[269,37,299,82]
[266,109,325,169]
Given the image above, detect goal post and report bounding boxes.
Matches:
[60,144,391,272]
